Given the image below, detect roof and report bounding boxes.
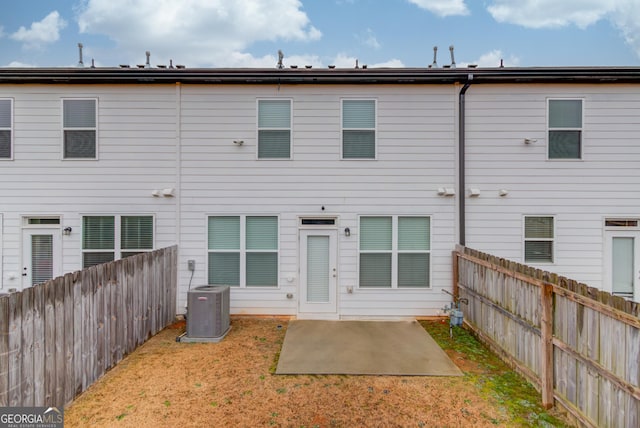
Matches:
[1,66,640,85]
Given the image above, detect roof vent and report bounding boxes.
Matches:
[449,45,456,69]
[91,58,95,69]
[305,65,312,69]
[169,59,174,69]
[176,64,186,69]
[120,64,130,68]
[431,46,438,68]
[277,50,284,69]
[77,43,84,68]
[328,65,336,69]
[145,51,151,68]
[157,65,167,69]
[355,59,359,69]
[290,65,298,69]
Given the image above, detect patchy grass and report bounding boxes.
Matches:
[421,320,570,427]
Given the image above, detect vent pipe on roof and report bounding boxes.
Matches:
[169,59,174,69]
[277,50,284,69]
[431,46,438,68]
[77,43,84,68]
[449,45,456,69]
[145,51,151,68]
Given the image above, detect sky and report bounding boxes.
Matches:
[1,0,639,69]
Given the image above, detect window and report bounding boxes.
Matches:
[0,99,12,159]
[208,215,278,287]
[258,100,291,159]
[342,99,376,159]
[82,215,153,268]
[548,99,582,159]
[524,216,554,263]
[63,99,97,159]
[359,216,430,288]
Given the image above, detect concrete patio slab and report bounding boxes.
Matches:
[275,320,463,376]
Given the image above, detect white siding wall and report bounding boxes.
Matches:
[465,84,640,287]
[0,85,179,292]
[178,84,458,317]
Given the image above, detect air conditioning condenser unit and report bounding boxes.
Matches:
[179,285,230,343]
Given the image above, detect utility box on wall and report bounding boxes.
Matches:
[180,285,231,343]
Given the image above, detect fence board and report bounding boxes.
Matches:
[32,285,44,406]
[20,287,34,407]
[63,274,75,406]
[0,295,9,407]
[8,292,22,407]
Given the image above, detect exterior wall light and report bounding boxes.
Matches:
[344,227,351,237]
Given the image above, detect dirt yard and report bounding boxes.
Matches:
[64,317,568,427]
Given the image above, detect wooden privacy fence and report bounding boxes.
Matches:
[0,245,177,409]
[454,246,640,428]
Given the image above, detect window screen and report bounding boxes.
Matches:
[359,216,431,288]
[258,100,291,158]
[548,99,582,159]
[524,216,554,263]
[0,99,12,159]
[208,215,278,287]
[63,99,97,159]
[83,215,154,268]
[343,100,375,159]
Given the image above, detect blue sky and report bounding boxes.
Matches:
[1,0,639,68]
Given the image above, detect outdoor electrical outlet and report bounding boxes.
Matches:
[187,260,196,271]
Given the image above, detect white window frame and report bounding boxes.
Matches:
[357,215,431,289]
[81,214,155,268]
[0,98,13,160]
[62,98,98,160]
[207,214,280,288]
[547,98,584,161]
[256,99,292,160]
[523,215,555,264]
[341,98,377,160]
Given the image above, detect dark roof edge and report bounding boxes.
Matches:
[0,66,640,84]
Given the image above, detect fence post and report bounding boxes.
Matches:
[540,281,554,408]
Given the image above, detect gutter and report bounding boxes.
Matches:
[458,74,473,246]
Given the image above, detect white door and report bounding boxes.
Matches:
[22,229,62,288]
[299,229,338,316]
[605,231,640,302]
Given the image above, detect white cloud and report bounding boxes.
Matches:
[461,49,520,68]
[10,11,67,49]
[77,0,322,67]
[407,0,469,17]
[359,29,380,49]
[330,53,404,68]
[5,61,36,67]
[485,1,640,59]
[487,0,612,29]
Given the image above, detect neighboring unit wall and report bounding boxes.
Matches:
[464,83,640,289]
[177,84,458,317]
[0,85,179,293]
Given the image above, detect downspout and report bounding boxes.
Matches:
[458,74,473,246]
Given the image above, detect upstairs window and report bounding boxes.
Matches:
[0,99,12,159]
[82,215,153,268]
[342,99,376,159]
[258,100,291,159]
[524,216,554,263]
[359,216,431,288]
[548,99,582,159]
[63,99,97,159]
